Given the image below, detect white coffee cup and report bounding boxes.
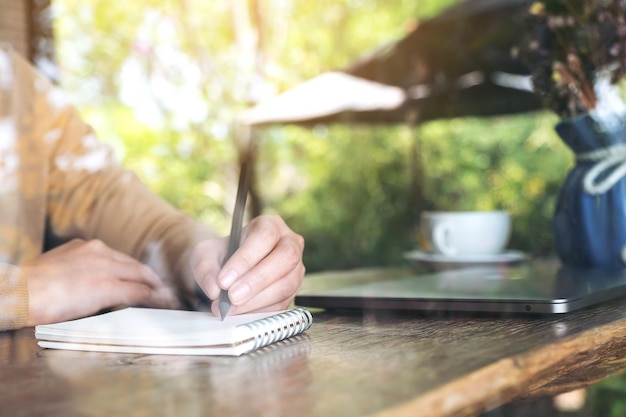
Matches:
[418,211,511,257]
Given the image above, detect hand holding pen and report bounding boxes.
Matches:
[189,164,306,319]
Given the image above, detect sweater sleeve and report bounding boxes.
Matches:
[0,46,35,330]
[34,62,217,307]
[0,265,28,331]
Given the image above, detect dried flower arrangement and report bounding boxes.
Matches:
[519,0,626,123]
[516,0,626,269]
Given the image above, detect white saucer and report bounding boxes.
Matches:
[403,250,528,271]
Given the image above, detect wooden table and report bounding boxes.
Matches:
[3,264,626,417]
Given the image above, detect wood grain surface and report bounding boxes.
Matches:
[2,265,626,417]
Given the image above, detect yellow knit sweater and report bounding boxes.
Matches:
[0,45,214,330]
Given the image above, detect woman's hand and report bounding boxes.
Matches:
[190,215,305,316]
[23,239,180,326]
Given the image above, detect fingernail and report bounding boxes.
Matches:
[219,270,238,288]
[229,283,250,304]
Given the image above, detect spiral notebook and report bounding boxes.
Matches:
[35,307,313,356]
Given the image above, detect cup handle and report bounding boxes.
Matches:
[433,222,456,256]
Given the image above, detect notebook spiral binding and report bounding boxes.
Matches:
[240,308,313,351]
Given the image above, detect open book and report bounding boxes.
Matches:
[35,307,313,356]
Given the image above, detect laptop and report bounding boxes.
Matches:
[295,262,626,314]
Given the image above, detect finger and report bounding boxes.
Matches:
[191,238,228,300]
[84,253,166,291]
[144,287,182,309]
[106,280,181,310]
[209,261,303,316]
[227,234,304,306]
[211,285,297,316]
[114,262,166,290]
[77,239,130,262]
[79,240,166,289]
[189,237,228,270]
[196,258,222,300]
[217,217,284,290]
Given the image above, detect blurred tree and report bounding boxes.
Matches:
[53,0,456,229]
[52,0,570,272]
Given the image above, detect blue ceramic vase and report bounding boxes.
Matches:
[553,114,626,269]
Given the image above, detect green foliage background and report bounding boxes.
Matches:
[53,0,571,272]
